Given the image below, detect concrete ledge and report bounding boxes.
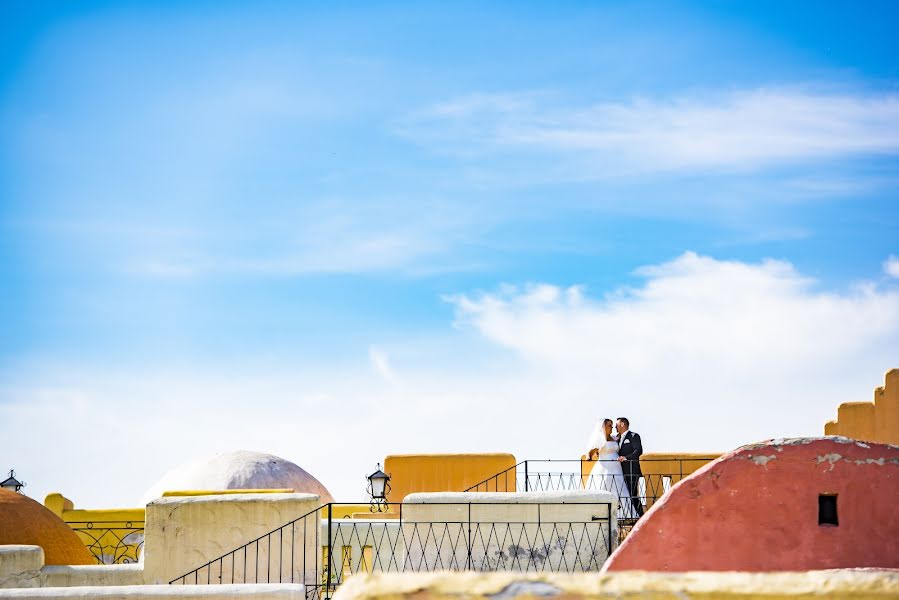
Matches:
[332,570,899,600]
[403,491,616,504]
[0,584,307,599]
[41,565,144,588]
[0,548,43,579]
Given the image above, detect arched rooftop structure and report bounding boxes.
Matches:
[141,450,333,506]
[604,436,899,572]
[0,489,95,565]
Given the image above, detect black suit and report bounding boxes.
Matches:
[618,430,644,518]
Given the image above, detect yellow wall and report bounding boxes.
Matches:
[45,489,304,564]
[825,368,899,445]
[44,494,145,565]
[383,454,517,506]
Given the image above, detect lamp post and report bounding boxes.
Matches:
[1,470,25,493]
[367,464,391,513]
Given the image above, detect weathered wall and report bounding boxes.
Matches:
[0,583,307,599]
[401,492,617,572]
[0,546,142,589]
[604,437,899,572]
[0,547,43,589]
[143,493,320,585]
[331,571,899,600]
[383,454,516,505]
[826,368,899,444]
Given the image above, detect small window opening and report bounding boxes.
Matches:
[818,494,838,526]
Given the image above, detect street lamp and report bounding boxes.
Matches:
[1,469,25,493]
[366,464,391,513]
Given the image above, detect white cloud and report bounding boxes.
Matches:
[884,255,899,278]
[4,253,898,510]
[400,88,899,175]
[451,252,899,372]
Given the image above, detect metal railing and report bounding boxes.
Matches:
[170,501,613,599]
[463,458,714,538]
[67,521,145,564]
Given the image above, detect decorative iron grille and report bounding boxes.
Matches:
[463,458,713,539]
[170,502,613,600]
[67,521,145,564]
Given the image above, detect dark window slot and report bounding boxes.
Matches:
[818,494,838,526]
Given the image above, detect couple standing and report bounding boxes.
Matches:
[586,417,644,519]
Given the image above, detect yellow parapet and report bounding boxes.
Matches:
[825,369,899,444]
[45,493,145,565]
[161,489,295,497]
[383,454,517,506]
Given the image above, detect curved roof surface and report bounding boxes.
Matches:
[141,450,333,505]
[0,489,95,565]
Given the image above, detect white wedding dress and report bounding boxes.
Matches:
[587,440,630,519]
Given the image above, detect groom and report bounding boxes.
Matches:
[615,417,644,518]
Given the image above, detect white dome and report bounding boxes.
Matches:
[141,450,333,505]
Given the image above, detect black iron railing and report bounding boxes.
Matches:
[170,502,613,599]
[463,458,714,538]
[67,521,145,564]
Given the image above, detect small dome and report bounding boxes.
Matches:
[141,450,333,505]
[0,489,94,565]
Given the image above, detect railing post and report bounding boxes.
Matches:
[524,461,529,492]
[325,504,333,600]
[466,503,472,570]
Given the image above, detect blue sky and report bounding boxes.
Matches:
[2,1,899,507]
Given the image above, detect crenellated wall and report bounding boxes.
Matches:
[825,369,899,444]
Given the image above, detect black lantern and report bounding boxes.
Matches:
[1,469,25,493]
[366,464,391,513]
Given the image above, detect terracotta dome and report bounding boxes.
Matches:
[141,450,334,505]
[0,489,94,565]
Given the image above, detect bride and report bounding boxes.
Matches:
[586,418,630,519]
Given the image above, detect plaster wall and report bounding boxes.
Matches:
[383,455,516,505]
[825,368,899,444]
[143,493,320,585]
[0,547,43,588]
[604,437,899,572]
[0,583,307,599]
[0,546,141,589]
[331,570,899,600]
[401,492,616,573]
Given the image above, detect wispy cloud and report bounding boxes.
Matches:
[885,255,899,278]
[399,88,899,176]
[369,345,398,383]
